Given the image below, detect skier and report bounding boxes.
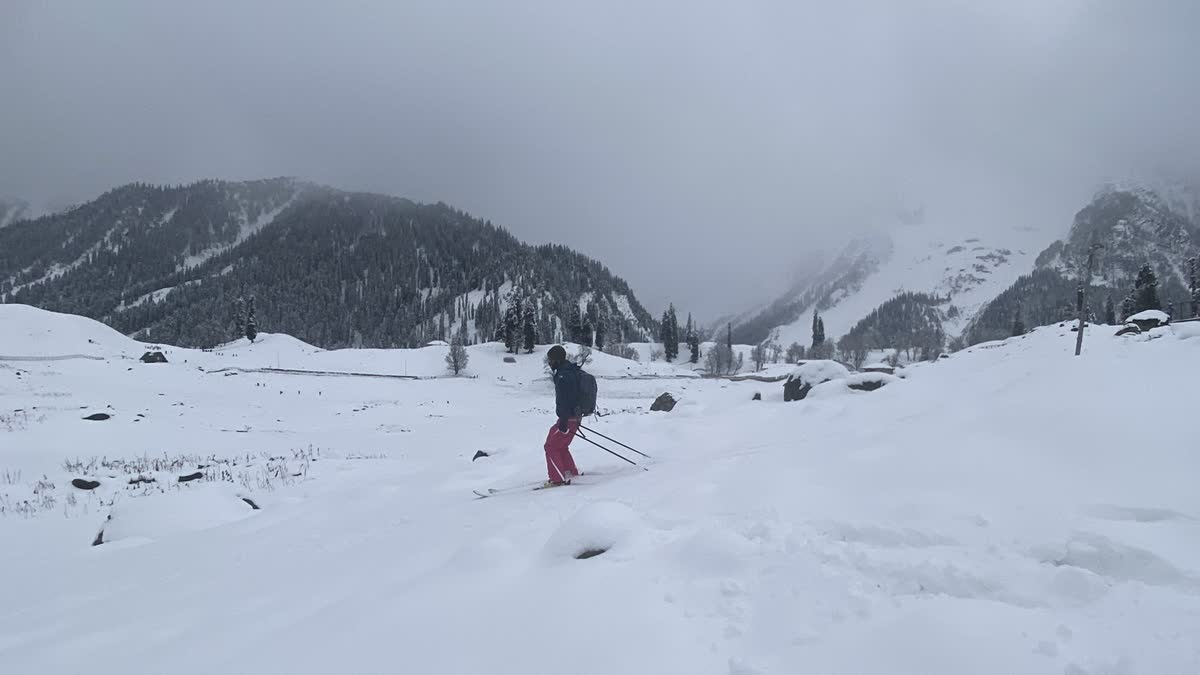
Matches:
[543,345,582,486]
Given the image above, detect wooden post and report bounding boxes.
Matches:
[1075,243,1102,356]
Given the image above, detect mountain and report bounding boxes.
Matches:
[731,212,1048,349]
[966,184,1200,344]
[0,178,658,348]
[0,197,31,229]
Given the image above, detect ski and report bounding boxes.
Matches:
[472,480,568,499]
[472,465,646,499]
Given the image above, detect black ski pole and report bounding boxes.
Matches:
[576,432,645,469]
[579,424,652,459]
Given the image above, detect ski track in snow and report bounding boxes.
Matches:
[2,305,1199,674]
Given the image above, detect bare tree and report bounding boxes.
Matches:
[750,342,768,371]
[445,336,469,375]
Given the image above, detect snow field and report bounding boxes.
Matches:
[1,306,1199,674]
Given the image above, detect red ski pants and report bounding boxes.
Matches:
[544,417,581,482]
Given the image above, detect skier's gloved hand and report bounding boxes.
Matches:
[557,418,569,433]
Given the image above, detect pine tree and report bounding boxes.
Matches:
[811,310,824,350]
[1011,309,1025,337]
[594,307,607,351]
[522,300,537,353]
[232,296,246,342]
[568,304,584,344]
[1103,295,1116,325]
[503,296,522,354]
[1130,264,1162,315]
[662,304,679,362]
[1189,256,1199,318]
[245,296,258,343]
[445,335,469,375]
[686,313,700,364]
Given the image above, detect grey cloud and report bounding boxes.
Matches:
[2,0,1198,318]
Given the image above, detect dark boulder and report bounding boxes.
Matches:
[140,351,168,364]
[71,478,101,490]
[503,356,517,364]
[752,392,762,401]
[650,393,677,412]
[177,471,204,483]
[471,450,490,461]
[1115,324,1142,337]
[783,379,815,402]
[83,413,111,421]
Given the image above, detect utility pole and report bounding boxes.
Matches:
[1075,242,1103,356]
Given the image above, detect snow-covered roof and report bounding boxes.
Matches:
[1127,310,1169,323]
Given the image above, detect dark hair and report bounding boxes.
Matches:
[547,345,567,364]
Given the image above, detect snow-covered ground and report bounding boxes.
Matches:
[2,305,1199,674]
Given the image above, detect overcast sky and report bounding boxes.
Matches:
[3,1,1198,318]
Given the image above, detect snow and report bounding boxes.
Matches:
[2,307,1200,674]
[97,483,257,545]
[178,191,298,270]
[788,359,851,384]
[1127,309,1170,323]
[1170,321,1200,340]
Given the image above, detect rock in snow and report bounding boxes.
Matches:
[650,392,677,412]
[784,359,851,401]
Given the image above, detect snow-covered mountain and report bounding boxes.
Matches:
[732,212,1052,348]
[967,183,1200,344]
[736,180,1200,354]
[0,179,659,348]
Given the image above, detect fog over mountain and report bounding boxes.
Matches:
[3,0,1198,318]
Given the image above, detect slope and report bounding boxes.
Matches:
[2,307,1198,674]
[734,215,1050,347]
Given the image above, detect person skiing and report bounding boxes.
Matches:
[543,345,582,486]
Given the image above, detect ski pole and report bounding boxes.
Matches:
[579,424,652,459]
[576,432,643,468]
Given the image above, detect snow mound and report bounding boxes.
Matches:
[788,360,851,385]
[543,501,643,560]
[1170,321,1200,340]
[96,485,257,545]
[0,304,143,358]
[808,372,900,399]
[1128,309,1170,323]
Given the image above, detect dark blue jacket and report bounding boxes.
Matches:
[552,361,581,419]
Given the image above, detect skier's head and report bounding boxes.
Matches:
[547,345,567,370]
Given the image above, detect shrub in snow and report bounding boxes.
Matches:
[543,501,642,561]
[605,343,639,361]
[783,360,850,402]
